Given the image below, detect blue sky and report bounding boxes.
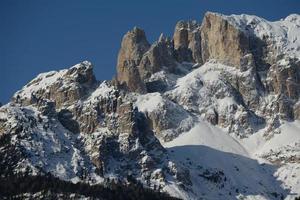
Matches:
[1,0,299,103]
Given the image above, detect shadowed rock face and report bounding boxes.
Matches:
[268,58,300,99]
[201,12,250,68]
[173,20,202,63]
[2,12,300,199]
[114,12,300,125]
[139,34,176,80]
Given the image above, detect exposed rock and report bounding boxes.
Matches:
[294,102,300,120]
[117,102,136,135]
[173,20,202,63]
[65,61,96,85]
[201,12,250,68]
[139,34,176,80]
[278,95,294,120]
[268,58,300,99]
[204,109,218,125]
[37,99,56,118]
[75,105,100,134]
[135,93,195,142]
[57,109,80,133]
[116,27,150,93]
[2,12,300,200]
[13,61,97,108]
[167,161,192,187]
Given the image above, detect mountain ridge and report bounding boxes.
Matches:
[1,12,300,200]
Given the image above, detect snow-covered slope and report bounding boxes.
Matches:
[215,12,300,58]
[161,118,300,200]
[241,121,300,199]
[163,120,295,200]
[1,12,300,200]
[0,104,103,184]
[134,92,195,141]
[166,61,264,137]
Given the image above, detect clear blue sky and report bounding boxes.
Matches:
[1,0,299,103]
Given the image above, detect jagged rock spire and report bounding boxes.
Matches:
[116,27,150,93]
[200,12,250,68]
[173,20,202,63]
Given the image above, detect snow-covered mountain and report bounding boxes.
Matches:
[1,12,300,200]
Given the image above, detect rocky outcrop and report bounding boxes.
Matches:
[13,61,97,108]
[173,20,202,63]
[116,27,150,93]
[294,102,300,120]
[138,34,176,80]
[57,109,80,133]
[135,93,195,142]
[1,67,187,195]
[2,12,300,199]
[117,102,136,136]
[200,12,250,68]
[268,58,300,99]
[263,57,300,120]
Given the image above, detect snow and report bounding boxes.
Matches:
[210,12,300,58]
[135,92,165,113]
[275,163,300,200]
[14,61,93,100]
[240,121,300,199]
[134,92,195,141]
[164,120,248,156]
[16,70,67,99]
[217,96,237,113]
[163,119,297,199]
[85,81,116,105]
[166,60,259,137]
[0,108,8,120]
[2,12,300,200]
[259,121,300,155]
[3,105,103,184]
[241,120,300,157]
[170,61,238,97]
[70,60,92,70]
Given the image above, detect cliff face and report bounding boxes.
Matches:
[116,27,149,93]
[173,20,202,63]
[200,12,251,68]
[139,34,176,80]
[1,12,300,200]
[114,11,300,134]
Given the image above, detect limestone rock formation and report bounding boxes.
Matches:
[139,34,176,80]
[173,20,202,63]
[13,61,97,108]
[116,27,150,93]
[200,12,250,68]
[1,11,300,200]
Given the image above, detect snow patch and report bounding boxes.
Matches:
[135,92,165,113]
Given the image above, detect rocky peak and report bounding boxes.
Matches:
[65,61,96,85]
[173,20,202,63]
[13,61,97,108]
[116,27,150,93]
[138,33,176,80]
[200,12,251,68]
[173,20,200,48]
[2,12,300,200]
[117,27,150,68]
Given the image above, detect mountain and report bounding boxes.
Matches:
[1,12,300,200]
